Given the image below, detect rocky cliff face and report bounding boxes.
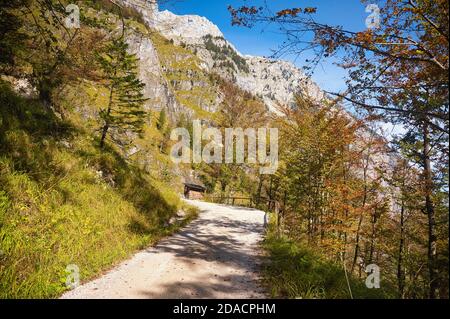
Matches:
[118,0,325,115]
[236,57,324,113]
[152,10,225,41]
[153,10,325,113]
[125,32,178,114]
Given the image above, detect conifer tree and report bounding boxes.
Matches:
[157,108,167,131]
[97,37,147,149]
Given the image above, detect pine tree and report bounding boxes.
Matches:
[97,37,147,149]
[157,108,167,131]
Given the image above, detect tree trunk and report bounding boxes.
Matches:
[221,181,227,193]
[256,174,264,207]
[352,213,364,274]
[100,123,109,149]
[38,77,53,108]
[368,212,377,265]
[352,150,371,273]
[100,83,115,149]
[397,203,406,298]
[268,176,274,200]
[423,123,438,299]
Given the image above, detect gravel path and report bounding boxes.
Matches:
[61,200,267,299]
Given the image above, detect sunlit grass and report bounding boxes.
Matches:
[0,82,198,298]
[261,215,395,299]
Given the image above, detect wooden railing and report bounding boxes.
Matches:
[207,196,277,209]
[206,195,283,230]
[207,196,253,207]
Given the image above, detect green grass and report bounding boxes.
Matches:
[0,82,198,298]
[149,32,219,121]
[262,220,395,299]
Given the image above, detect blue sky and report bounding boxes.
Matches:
[159,0,371,92]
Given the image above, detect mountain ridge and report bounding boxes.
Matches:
[119,0,325,114]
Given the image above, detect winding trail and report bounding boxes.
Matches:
[61,200,267,299]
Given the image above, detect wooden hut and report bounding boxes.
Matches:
[183,183,206,200]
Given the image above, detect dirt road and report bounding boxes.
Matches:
[61,200,267,299]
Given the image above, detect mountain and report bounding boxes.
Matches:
[119,0,324,116]
[2,0,447,300]
[118,0,396,184]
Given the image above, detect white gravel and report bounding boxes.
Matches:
[61,200,268,299]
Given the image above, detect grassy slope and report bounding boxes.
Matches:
[149,32,219,121]
[0,82,197,298]
[262,219,395,299]
[0,5,224,298]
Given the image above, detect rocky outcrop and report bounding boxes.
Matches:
[152,10,224,41]
[118,0,325,114]
[236,56,325,113]
[126,31,180,115]
[119,0,158,25]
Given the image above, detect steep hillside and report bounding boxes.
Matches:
[0,2,204,298]
[149,32,220,120]
[0,81,198,298]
